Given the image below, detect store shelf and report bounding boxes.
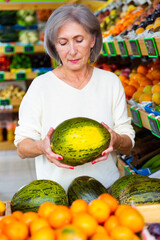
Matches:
[0,44,44,55]
[127,103,150,130]
[0,141,16,151]
[0,71,37,81]
[103,37,160,57]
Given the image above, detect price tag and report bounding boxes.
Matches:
[102,42,108,56]
[15,72,26,80]
[4,45,15,54]
[24,44,34,53]
[118,40,128,57]
[0,72,5,81]
[130,107,142,127]
[147,115,160,138]
[129,39,141,57]
[144,38,158,58]
[107,41,117,56]
[0,98,10,106]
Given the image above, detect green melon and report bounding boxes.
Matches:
[51,117,111,166]
[11,179,68,213]
[67,176,108,205]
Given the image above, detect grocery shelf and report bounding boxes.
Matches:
[0,44,44,55]
[127,103,150,130]
[0,141,16,151]
[1,71,37,81]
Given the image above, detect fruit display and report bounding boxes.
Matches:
[0,191,147,240]
[51,117,111,166]
[0,85,25,100]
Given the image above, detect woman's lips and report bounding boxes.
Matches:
[69,59,79,63]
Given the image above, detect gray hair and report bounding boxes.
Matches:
[44,4,102,64]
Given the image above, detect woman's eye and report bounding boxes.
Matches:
[76,39,83,43]
[59,42,67,46]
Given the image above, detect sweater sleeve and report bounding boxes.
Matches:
[112,75,135,147]
[14,78,42,146]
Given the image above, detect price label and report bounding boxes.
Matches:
[0,98,10,106]
[24,44,34,53]
[0,72,5,81]
[118,40,128,57]
[107,41,117,56]
[4,45,15,54]
[130,107,142,127]
[147,115,160,138]
[15,72,26,80]
[129,39,141,57]
[144,38,158,58]
[102,42,108,56]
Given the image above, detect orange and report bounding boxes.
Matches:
[88,199,111,224]
[72,212,98,237]
[137,65,148,75]
[30,217,50,235]
[11,211,24,221]
[153,80,160,85]
[115,204,131,217]
[38,202,58,219]
[146,72,154,81]
[136,27,144,34]
[21,212,39,227]
[145,24,154,30]
[132,73,149,83]
[56,224,87,240]
[117,206,145,233]
[70,199,88,216]
[124,85,137,98]
[152,84,160,93]
[110,226,134,240]
[98,193,119,213]
[137,86,144,92]
[104,215,120,235]
[0,216,16,231]
[132,91,143,102]
[3,220,29,240]
[48,205,72,229]
[90,232,112,240]
[133,234,141,240]
[152,92,160,105]
[96,225,108,235]
[121,82,128,88]
[139,93,152,103]
[129,81,139,89]
[140,80,152,87]
[151,69,160,80]
[119,75,129,82]
[0,233,8,240]
[31,227,56,240]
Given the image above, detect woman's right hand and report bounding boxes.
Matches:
[42,127,74,169]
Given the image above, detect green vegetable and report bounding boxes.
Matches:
[51,117,111,166]
[11,179,68,213]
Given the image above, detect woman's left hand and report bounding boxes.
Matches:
[91,122,114,165]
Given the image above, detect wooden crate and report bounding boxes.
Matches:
[0,201,11,220]
[136,204,160,224]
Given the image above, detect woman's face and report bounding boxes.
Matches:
[55,21,95,70]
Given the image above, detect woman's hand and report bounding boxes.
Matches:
[42,127,74,169]
[91,122,115,165]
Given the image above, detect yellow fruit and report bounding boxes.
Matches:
[139,93,152,103]
[143,85,153,94]
[152,92,160,105]
[136,27,144,34]
[0,201,6,216]
[132,91,143,102]
[152,84,160,93]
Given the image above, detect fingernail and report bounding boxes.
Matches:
[69,167,74,169]
[58,156,63,160]
[102,152,106,156]
[92,161,96,165]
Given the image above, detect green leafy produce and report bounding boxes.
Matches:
[10,54,31,69]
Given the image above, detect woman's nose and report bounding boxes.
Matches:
[68,43,77,55]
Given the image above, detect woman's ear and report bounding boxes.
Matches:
[91,35,96,48]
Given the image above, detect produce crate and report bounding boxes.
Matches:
[136,204,160,224]
[0,201,11,220]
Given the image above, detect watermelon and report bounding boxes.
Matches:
[51,117,111,166]
[67,176,108,205]
[109,174,149,202]
[11,179,68,213]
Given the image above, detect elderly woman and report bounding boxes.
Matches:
[14,4,135,191]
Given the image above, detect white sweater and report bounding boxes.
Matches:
[14,67,135,191]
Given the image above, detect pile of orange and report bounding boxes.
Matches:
[119,59,160,102]
[0,193,145,240]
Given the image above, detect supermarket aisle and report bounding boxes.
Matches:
[0,150,36,201]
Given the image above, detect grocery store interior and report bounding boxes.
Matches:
[0,0,160,204]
